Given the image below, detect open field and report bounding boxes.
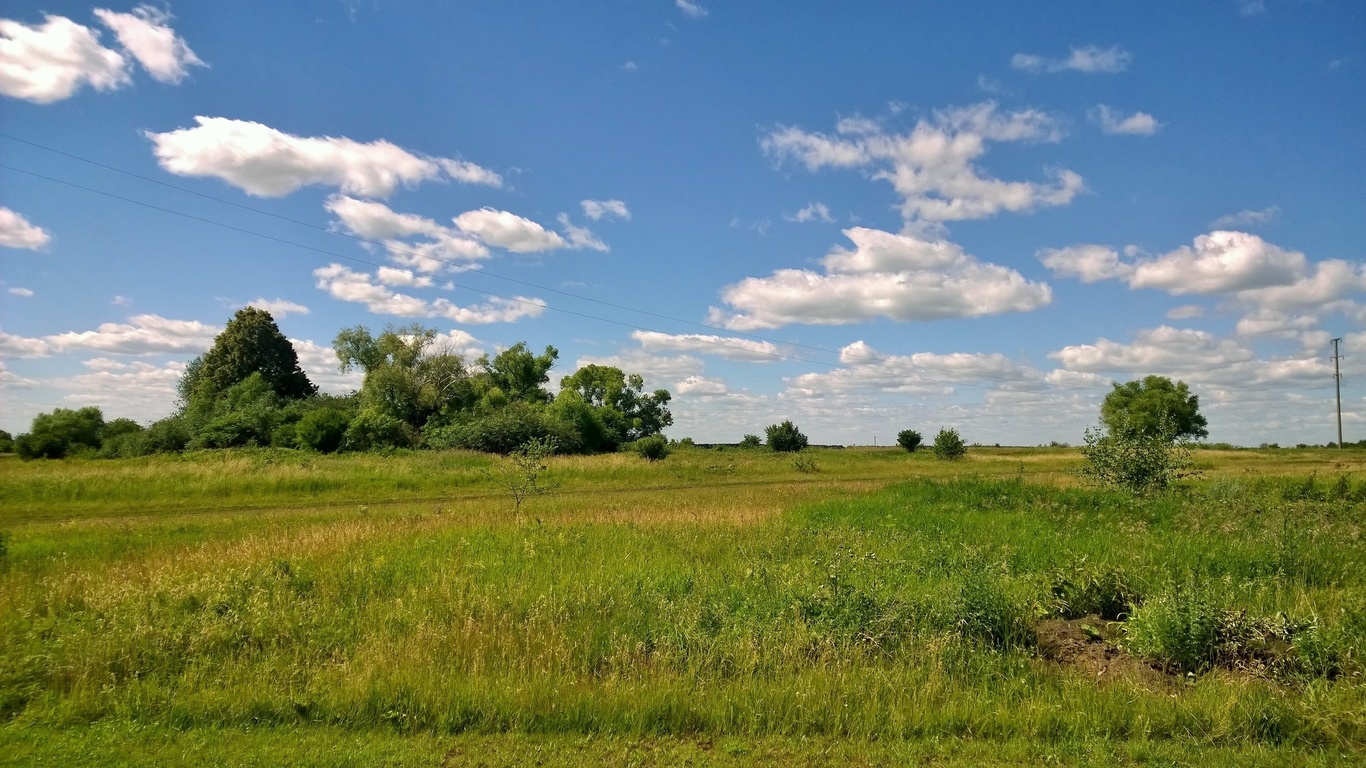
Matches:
[1,446,1364,766]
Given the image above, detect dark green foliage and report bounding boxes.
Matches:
[1101,375,1208,441]
[295,409,352,453]
[342,408,415,451]
[15,406,105,459]
[956,570,1034,650]
[634,435,670,461]
[140,416,192,454]
[101,418,143,441]
[427,404,579,455]
[765,420,808,452]
[481,342,559,404]
[932,428,966,461]
[559,363,672,444]
[0,429,12,453]
[738,434,762,449]
[184,307,315,402]
[1050,564,1140,620]
[185,374,282,450]
[896,429,922,452]
[1077,421,1195,494]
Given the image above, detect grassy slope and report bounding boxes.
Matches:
[1,446,1364,766]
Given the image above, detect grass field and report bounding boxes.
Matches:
[1,445,1364,766]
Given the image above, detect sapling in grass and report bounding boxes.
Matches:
[483,437,557,510]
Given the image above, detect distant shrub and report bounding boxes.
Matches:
[1050,564,1140,621]
[483,437,557,510]
[343,408,415,452]
[765,420,808,453]
[0,430,12,453]
[738,434,762,449]
[15,407,105,460]
[896,429,922,453]
[956,570,1034,650]
[675,437,696,448]
[188,412,266,450]
[426,404,578,455]
[634,435,670,461]
[141,416,192,454]
[295,409,352,453]
[932,428,966,461]
[1076,420,1195,494]
[792,455,819,473]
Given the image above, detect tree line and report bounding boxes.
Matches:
[8,308,673,459]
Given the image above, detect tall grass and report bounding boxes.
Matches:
[1,449,1364,762]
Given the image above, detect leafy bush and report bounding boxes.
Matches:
[15,407,105,460]
[1050,564,1140,620]
[932,428,966,461]
[792,456,819,473]
[483,437,557,509]
[188,412,267,450]
[765,420,808,453]
[956,570,1034,649]
[896,429,922,452]
[295,409,352,453]
[634,435,670,461]
[343,408,415,451]
[0,430,12,453]
[1076,420,1195,494]
[426,404,579,455]
[140,416,192,454]
[738,434,762,449]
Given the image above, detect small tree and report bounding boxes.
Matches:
[896,429,922,453]
[184,307,316,402]
[483,437,557,510]
[15,407,105,459]
[1076,418,1196,494]
[932,428,967,461]
[738,434,762,449]
[634,434,670,461]
[765,420,808,452]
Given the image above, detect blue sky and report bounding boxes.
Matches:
[2,0,1363,445]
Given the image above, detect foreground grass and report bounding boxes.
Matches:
[1,446,1364,764]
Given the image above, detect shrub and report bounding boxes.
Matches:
[188,412,266,450]
[932,428,966,461]
[343,408,415,451]
[1076,420,1195,494]
[15,407,105,460]
[0,430,12,453]
[141,416,192,454]
[295,409,352,453]
[956,570,1034,649]
[483,437,557,509]
[896,429,922,452]
[765,420,808,453]
[738,434,762,449]
[792,456,819,473]
[634,435,670,461]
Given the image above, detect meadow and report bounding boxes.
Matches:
[1,445,1363,766]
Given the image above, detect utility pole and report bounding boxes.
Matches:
[1332,337,1343,449]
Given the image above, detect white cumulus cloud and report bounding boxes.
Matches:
[1089,105,1161,135]
[709,227,1051,330]
[1037,244,1134,283]
[1210,206,1280,229]
[0,207,51,250]
[580,199,630,221]
[453,208,566,253]
[147,117,502,197]
[93,5,203,84]
[313,263,544,324]
[631,330,780,362]
[762,102,1081,224]
[0,14,128,103]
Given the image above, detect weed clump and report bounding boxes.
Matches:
[1049,563,1140,621]
[955,569,1034,650]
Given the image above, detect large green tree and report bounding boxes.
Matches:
[14,407,105,459]
[1100,375,1208,440]
[558,364,674,446]
[182,308,315,402]
[480,342,559,404]
[335,324,475,427]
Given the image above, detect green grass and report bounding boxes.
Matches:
[1,446,1364,765]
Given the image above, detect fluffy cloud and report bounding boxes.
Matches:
[1165,304,1206,320]
[556,214,608,252]
[245,298,309,317]
[0,14,128,103]
[1089,105,1161,135]
[675,375,728,395]
[1210,206,1280,229]
[762,102,1080,224]
[1037,244,1133,283]
[0,207,51,250]
[787,341,1034,398]
[148,117,502,197]
[92,5,202,84]
[1,314,220,359]
[313,263,544,323]
[375,267,433,288]
[453,208,566,253]
[630,330,780,362]
[580,199,630,221]
[1052,326,1253,375]
[785,202,834,223]
[325,194,446,240]
[1012,45,1131,74]
[1235,259,1366,313]
[709,227,1051,330]
[287,338,362,394]
[53,358,186,419]
[1130,230,1308,294]
[8,287,33,297]
[1235,309,1319,338]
